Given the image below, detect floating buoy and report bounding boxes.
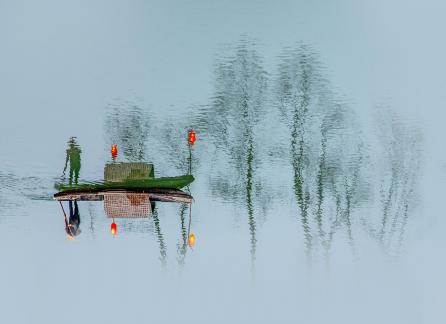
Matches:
[111,222,117,236]
[111,144,118,159]
[188,130,196,146]
[188,233,196,248]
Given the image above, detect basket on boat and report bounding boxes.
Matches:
[104,162,154,182]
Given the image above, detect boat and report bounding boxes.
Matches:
[54,162,194,203]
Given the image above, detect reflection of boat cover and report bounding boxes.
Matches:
[103,192,151,218]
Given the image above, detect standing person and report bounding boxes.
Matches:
[61,137,82,238]
[65,200,81,238]
[63,137,82,186]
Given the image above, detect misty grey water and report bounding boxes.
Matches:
[1,1,446,323]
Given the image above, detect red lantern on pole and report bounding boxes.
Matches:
[188,130,196,146]
[188,233,196,248]
[111,222,117,236]
[111,144,118,159]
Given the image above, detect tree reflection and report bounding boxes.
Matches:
[364,109,422,256]
[176,203,189,267]
[152,208,167,269]
[94,40,422,268]
[176,202,194,268]
[199,38,267,266]
[156,119,199,176]
[276,45,366,261]
[104,101,150,162]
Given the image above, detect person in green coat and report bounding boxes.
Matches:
[63,137,81,186]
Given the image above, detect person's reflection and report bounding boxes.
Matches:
[63,137,81,186]
[65,200,82,238]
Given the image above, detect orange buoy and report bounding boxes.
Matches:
[188,130,196,145]
[111,144,118,158]
[188,233,196,248]
[111,222,117,236]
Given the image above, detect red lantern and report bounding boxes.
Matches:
[188,130,196,145]
[111,222,117,236]
[188,233,196,248]
[111,144,118,159]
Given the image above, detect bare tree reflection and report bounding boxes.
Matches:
[176,203,188,266]
[276,45,367,262]
[363,109,422,256]
[95,40,422,269]
[156,119,200,176]
[104,101,150,162]
[198,38,267,266]
[152,208,167,269]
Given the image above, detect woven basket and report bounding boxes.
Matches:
[104,192,151,218]
[104,163,154,182]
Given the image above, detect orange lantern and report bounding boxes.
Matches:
[111,144,118,159]
[188,130,196,145]
[188,233,196,248]
[111,222,117,236]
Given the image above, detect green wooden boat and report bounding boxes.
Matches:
[54,162,194,197]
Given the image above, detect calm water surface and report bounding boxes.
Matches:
[1,1,446,324]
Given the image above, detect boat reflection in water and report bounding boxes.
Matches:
[55,142,194,242]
